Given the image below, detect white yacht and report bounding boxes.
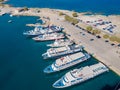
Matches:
[47,39,74,48]
[23,25,63,36]
[32,33,65,41]
[44,52,90,73]
[53,62,109,88]
[23,26,47,36]
[42,44,83,59]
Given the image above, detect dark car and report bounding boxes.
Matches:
[82,33,85,36]
[76,25,78,27]
[105,40,109,42]
[80,32,82,34]
[96,35,101,39]
[66,34,71,36]
[118,44,120,47]
[90,38,94,41]
[111,43,115,46]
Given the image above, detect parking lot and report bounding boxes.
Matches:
[61,21,120,75]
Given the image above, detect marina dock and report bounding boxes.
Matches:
[20,8,120,76]
[0,5,120,76]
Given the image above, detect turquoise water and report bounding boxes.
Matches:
[6,0,120,15]
[0,14,120,90]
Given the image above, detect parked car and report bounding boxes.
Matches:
[90,38,94,41]
[96,35,101,39]
[105,40,109,42]
[117,44,120,48]
[111,43,115,46]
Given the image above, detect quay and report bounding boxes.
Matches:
[60,21,120,75]
[40,10,120,75]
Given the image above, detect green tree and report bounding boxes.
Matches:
[103,34,109,39]
[109,36,116,42]
[86,26,92,32]
[92,29,101,35]
[109,36,120,43]
[116,38,120,43]
[65,15,70,21]
[92,30,97,35]
[95,29,101,34]
[64,15,79,25]
[72,19,79,25]
[59,12,64,16]
[72,12,78,17]
[23,7,29,11]
[0,0,4,2]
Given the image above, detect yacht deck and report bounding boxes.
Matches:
[55,52,85,66]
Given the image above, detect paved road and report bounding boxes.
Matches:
[59,21,120,75]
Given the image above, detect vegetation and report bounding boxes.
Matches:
[103,34,109,39]
[86,26,101,35]
[92,29,101,35]
[64,15,79,25]
[0,3,4,7]
[59,12,65,16]
[102,34,120,43]
[0,0,4,2]
[109,36,120,43]
[72,12,78,17]
[86,26,93,32]
[23,7,29,11]
[95,29,101,34]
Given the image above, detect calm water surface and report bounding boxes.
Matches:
[1,0,120,89]
[0,15,120,90]
[6,0,120,15]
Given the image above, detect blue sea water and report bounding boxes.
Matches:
[6,0,120,15]
[0,0,120,90]
[0,14,120,90]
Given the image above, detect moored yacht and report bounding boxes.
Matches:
[53,62,109,88]
[23,26,47,36]
[47,39,74,48]
[23,25,63,36]
[32,33,65,41]
[42,44,83,59]
[44,52,90,73]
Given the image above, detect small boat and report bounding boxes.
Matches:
[42,44,83,59]
[23,25,63,37]
[53,62,109,88]
[8,20,12,23]
[44,52,90,73]
[10,14,13,17]
[47,39,74,48]
[32,33,65,42]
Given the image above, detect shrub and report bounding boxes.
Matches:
[0,0,4,2]
[92,29,101,35]
[103,34,109,39]
[109,36,120,43]
[64,15,79,25]
[59,12,64,16]
[23,7,29,11]
[72,12,78,17]
[86,26,93,32]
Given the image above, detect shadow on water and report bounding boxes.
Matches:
[101,81,120,90]
[101,84,115,90]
